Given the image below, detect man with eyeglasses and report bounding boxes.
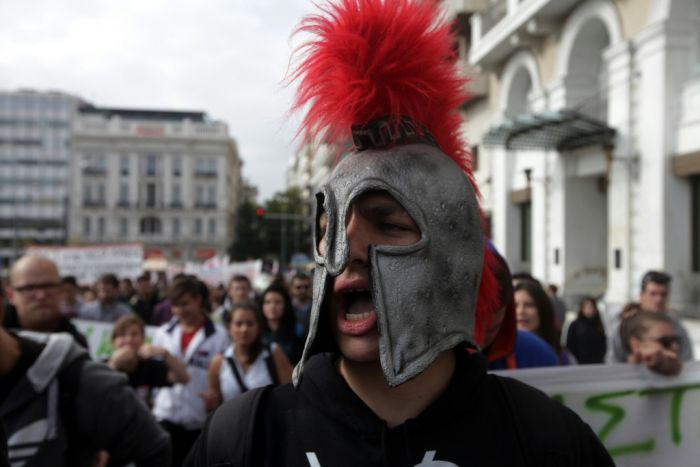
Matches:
[0,271,173,467]
[609,270,692,374]
[3,255,88,349]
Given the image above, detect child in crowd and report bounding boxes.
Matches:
[108,314,190,406]
[150,276,230,467]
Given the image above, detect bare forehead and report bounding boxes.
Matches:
[10,256,59,285]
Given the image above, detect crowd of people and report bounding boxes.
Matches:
[0,253,316,466]
[0,248,689,466]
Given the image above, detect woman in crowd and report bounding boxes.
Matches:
[566,297,607,364]
[260,283,304,364]
[203,303,292,410]
[108,314,190,405]
[619,309,682,375]
[514,281,575,365]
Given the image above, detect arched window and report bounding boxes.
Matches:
[140,216,162,235]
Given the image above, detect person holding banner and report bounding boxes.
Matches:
[619,309,682,375]
[184,1,614,465]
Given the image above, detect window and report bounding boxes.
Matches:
[83,217,91,236]
[83,185,92,203]
[146,183,157,207]
[97,217,105,237]
[96,183,105,204]
[120,155,130,175]
[119,183,129,205]
[207,185,216,206]
[173,218,180,237]
[208,218,216,236]
[172,184,181,205]
[145,154,158,176]
[520,201,532,263]
[693,176,700,272]
[173,157,182,177]
[120,218,128,236]
[194,218,202,235]
[195,185,204,205]
[140,216,162,235]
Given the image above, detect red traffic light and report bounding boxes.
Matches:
[256,208,265,217]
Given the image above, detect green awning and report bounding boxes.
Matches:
[483,110,616,151]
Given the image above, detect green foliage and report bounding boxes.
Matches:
[229,187,312,264]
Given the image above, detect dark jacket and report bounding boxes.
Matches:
[1,331,171,467]
[186,349,615,466]
[566,317,607,364]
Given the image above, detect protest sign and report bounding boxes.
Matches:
[494,362,700,467]
[26,243,144,285]
[74,318,157,360]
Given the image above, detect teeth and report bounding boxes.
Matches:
[346,311,371,321]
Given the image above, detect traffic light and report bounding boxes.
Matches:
[256,207,265,217]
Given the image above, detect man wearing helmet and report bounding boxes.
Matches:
[185,0,615,465]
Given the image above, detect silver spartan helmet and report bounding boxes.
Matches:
[293,143,484,387]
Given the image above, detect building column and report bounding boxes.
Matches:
[490,146,518,262]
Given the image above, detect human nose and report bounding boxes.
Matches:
[345,209,369,267]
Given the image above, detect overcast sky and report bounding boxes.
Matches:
[0,0,313,200]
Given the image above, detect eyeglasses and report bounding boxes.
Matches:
[645,335,680,350]
[13,282,62,295]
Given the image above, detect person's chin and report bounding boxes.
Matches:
[337,331,380,363]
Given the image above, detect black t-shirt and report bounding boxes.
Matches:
[1,308,88,351]
[0,333,44,403]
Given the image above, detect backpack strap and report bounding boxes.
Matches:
[264,345,279,386]
[226,357,250,394]
[204,385,271,467]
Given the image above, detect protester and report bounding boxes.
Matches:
[80,273,133,322]
[59,275,85,319]
[566,297,607,364]
[119,277,136,303]
[478,246,559,370]
[619,309,682,375]
[185,1,613,465]
[514,281,574,364]
[108,313,190,406]
[151,275,229,467]
[0,295,172,466]
[202,303,292,411]
[260,283,303,364]
[609,270,692,369]
[289,272,312,336]
[130,272,159,324]
[212,274,254,323]
[3,255,88,349]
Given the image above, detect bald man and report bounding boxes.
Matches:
[4,255,88,349]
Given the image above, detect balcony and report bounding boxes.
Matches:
[82,200,106,208]
[82,167,107,176]
[469,0,580,68]
[194,202,217,210]
[194,171,217,179]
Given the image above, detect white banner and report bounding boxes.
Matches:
[73,318,158,360]
[184,258,264,287]
[494,363,700,467]
[26,243,144,285]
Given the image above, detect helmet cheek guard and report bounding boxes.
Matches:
[293,144,483,387]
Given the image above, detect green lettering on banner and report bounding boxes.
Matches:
[96,329,113,358]
[83,325,94,341]
[639,383,700,446]
[585,390,655,457]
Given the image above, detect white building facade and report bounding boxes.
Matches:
[0,90,82,269]
[69,106,241,264]
[449,0,700,315]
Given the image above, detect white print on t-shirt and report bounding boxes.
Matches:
[304,450,458,466]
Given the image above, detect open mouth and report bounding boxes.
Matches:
[333,281,377,335]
